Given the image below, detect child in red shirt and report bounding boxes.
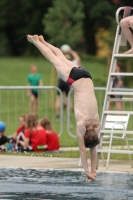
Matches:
[6,114,26,151]
[18,114,47,152]
[39,117,60,151]
[12,114,26,141]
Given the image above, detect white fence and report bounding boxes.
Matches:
[0,86,133,138]
[0,86,63,137]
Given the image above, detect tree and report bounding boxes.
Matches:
[43,0,84,49]
[82,0,118,54]
[0,0,52,56]
[0,0,131,56]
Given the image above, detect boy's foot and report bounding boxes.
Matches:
[124,48,133,54]
[27,35,39,44]
[38,35,45,43]
[56,114,60,119]
[84,172,96,182]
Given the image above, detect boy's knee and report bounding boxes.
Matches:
[55,46,61,54]
[129,20,133,28]
[31,96,35,103]
[120,18,128,27]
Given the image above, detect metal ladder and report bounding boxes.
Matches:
[96,6,133,169]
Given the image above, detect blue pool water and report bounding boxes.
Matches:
[0,168,133,200]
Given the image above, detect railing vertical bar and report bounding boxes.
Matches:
[52,89,55,130]
[7,89,10,133]
[0,90,2,119]
[14,89,17,130]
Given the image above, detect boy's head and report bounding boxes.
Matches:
[30,64,37,74]
[25,114,37,129]
[39,117,53,131]
[115,62,123,72]
[84,121,100,148]
[19,114,26,127]
[65,53,72,60]
[84,129,100,148]
[0,121,6,135]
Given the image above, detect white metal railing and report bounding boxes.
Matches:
[0,86,63,137]
[116,6,133,24]
[0,86,133,138]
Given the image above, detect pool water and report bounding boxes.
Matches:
[0,168,133,200]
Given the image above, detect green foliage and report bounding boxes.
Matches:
[82,0,117,54]
[0,0,52,56]
[43,0,84,48]
[0,0,130,55]
[0,56,107,147]
[88,1,114,20]
[1,151,131,160]
[97,18,116,50]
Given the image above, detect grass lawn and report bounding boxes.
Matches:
[0,150,131,160]
[0,55,133,156]
[0,56,107,86]
[0,56,107,148]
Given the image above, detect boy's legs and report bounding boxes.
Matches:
[55,95,61,118]
[90,147,96,174]
[120,16,133,54]
[38,35,79,68]
[30,94,35,114]
[116,101,123,111]
[30,95,38,115]
[27,35,72,82]
[109,101,114,110]
[85,147,96,182]
[15,132,25,150]
[0,135,9,145]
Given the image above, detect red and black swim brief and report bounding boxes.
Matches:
[67,67,92,86]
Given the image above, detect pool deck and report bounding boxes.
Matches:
[0,154,132,172]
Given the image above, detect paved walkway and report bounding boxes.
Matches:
[60,146,133,151]
[0,155,133,172]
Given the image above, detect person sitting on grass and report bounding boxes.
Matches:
[13,114,26,150]
[6,114,27,151]
[39,117,60,151]
[12,114,26,141]
[0,121,9,151]
[18,114,47,152]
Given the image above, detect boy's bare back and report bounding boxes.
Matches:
[72,78,100,136]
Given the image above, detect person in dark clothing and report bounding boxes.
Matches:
[109,62,124,111]
[55,50,81,118]
[0,121,8,148]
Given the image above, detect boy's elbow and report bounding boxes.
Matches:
[25,143,29,148]
[79,145,86,152]
[23,141,29,148]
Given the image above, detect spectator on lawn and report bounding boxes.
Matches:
[39,117,60,150]
[6,114,27,151]
[27,64,43,116]
[109,62,124,111]
[12,114,26,141]
[18,114,47,152]
[0,121,8,149]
